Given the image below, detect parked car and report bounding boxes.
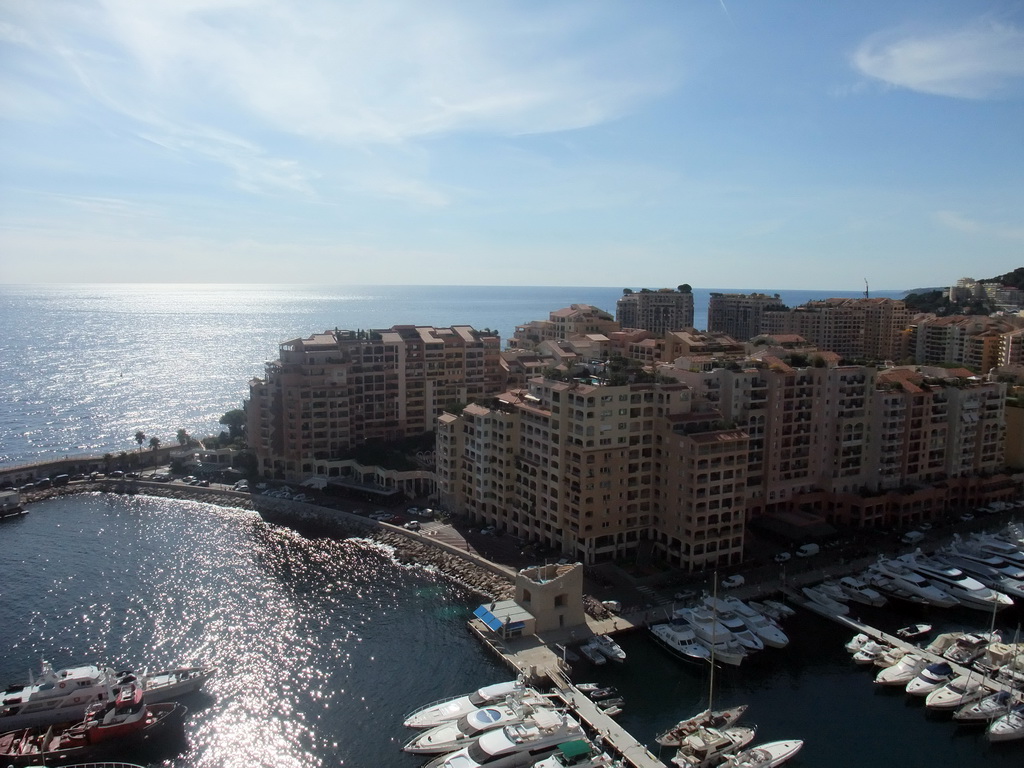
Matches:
[721,575,745,589]
[774,552,792,563]
[403,521,421,531]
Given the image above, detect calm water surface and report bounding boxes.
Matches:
[2,495,1022,767]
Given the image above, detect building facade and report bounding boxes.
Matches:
[760,298,910,362]
[248,325,503,480]
[707,292,785,341]
[616,288,695,334]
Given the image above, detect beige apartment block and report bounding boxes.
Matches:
[707,292,785,341]
[908,315,1024,372]
[248,325,503,480]
[616,287,695,334]
[760,297,909,362]
[436,376,746,569]
[665,354,1011,529]
[508,304,619,350]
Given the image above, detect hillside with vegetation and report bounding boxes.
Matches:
[903,266,1023,315]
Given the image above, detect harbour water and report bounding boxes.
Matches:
[2,494,1023,767]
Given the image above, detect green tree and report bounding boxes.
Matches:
[176,428,190,446]
[134,431,145,451]
[677,284,692,293]
[219,409,247,440]
[149,436,161,450]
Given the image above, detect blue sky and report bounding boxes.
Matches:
[1,1,1022,289]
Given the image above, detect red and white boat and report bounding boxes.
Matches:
[0,684,186,767]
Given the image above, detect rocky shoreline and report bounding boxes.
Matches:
[19,482,515,603]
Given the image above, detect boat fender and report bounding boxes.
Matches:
[59,682,66,689]
[73,696,81,703]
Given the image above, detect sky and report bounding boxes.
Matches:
[1,1,1022,290]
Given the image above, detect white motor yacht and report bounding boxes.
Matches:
[940,545,1024,600]
[656,705,749,747]
[867,559,959,608]
[851,640,890,666]
[672,726,757,768]
[896,551,1013,612]
[650,622,713,665]
[423,710,584,768]
[404,680,528,729]
[987,703,1024,742]
[906,662,955,696]
[404,694,554,754]
[836,576,887,607]
[592,635,626,663]
[875,653,927,686]
[968,534,1024,569]
[720,739,803,768]
[702,598,764,653]
[953,690,1016,723]
[0,661,118,731]
[942,632,1001,666]
[718,598,789,649]
[925,674,991,710]
[800,586,849,615]
[675,607,747,666]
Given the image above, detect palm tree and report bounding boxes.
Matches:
[149,436,161,450]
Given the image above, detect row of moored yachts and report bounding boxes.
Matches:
[802,528,1024,616]
[401,679,803,768]
[649,595,794,667]
[845,628,1024,741]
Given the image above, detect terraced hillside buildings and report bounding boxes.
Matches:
[436,355,1014,570]
[248,326,502,480]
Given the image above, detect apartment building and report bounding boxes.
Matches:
[508,304,619,350]
[436,378,747,570]
[908,315,1024,372]
[248,325,503,480]
[616,287,695,334]
[666,356,1009,527]
[760,298,910,362]
[707,292,785,341]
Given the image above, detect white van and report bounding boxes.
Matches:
[901,530,925,545]
[795,543,820,558]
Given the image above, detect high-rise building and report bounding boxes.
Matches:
[616,288,695,334]
[437,355,1011,570]
[707,292,785,341]
[759,298,909,362]
[436,378,747,570]
[248,325,503,480]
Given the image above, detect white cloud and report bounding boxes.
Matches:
[934,210,1024,241]
[852,20,1024,99]
[62,0,677,142]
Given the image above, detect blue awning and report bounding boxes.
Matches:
[473,605,504,632]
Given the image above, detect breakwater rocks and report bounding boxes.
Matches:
[373,530,515,602]
[21,481,514,603]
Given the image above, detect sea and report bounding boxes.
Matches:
[2,283,1022,768]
